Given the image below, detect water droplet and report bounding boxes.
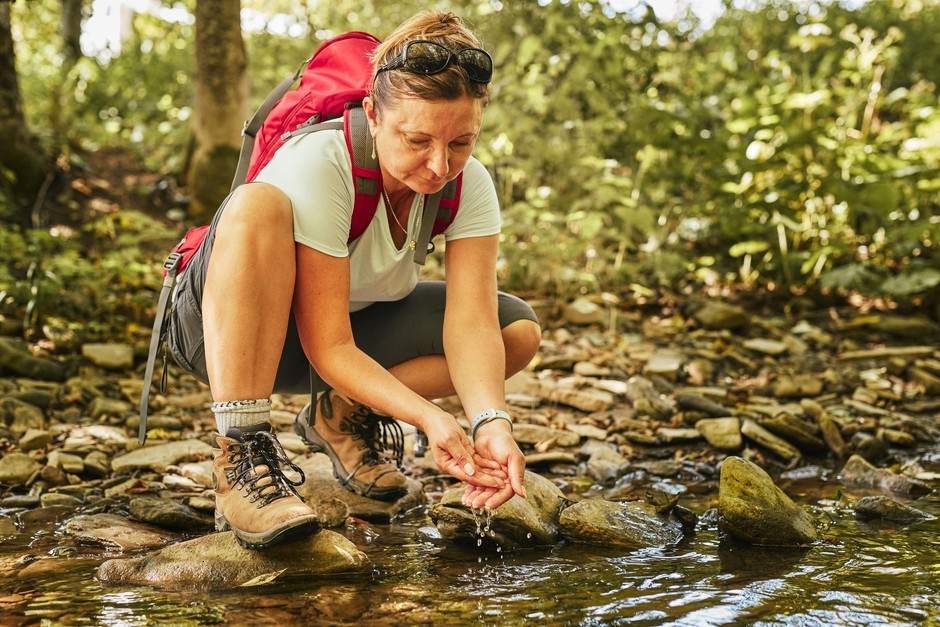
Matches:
[477,538,482,547]
[526,532,532,539]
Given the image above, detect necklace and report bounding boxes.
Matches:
[382,187,420,251]
[382,187,408,234]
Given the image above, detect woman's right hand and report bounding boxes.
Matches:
[423,413,504,489]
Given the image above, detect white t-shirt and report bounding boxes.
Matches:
[254,130,501,311]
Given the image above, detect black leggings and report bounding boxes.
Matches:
[165,199,539,395]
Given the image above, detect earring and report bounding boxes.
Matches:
[371,136,376,160]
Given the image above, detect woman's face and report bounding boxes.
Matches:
[367,95,485,196]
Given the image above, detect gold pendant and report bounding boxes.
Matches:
[409,240,417,251]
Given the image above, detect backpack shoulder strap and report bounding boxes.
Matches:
[344,106,381,243]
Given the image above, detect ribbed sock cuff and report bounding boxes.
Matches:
[211,398,271,434]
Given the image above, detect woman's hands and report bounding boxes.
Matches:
[422,412,503,490]
[461,423,526,510]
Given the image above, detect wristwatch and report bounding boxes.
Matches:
[470,408,513,441]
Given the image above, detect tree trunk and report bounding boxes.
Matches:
[0,0,47,222]
[187,0,248,221]
[60,0,82,65]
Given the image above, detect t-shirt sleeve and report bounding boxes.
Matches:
[444,157,501,241]
[253,131,354,258]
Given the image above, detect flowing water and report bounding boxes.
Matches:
[2,482,938,626]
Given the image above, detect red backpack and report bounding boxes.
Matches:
[140,32,462,443]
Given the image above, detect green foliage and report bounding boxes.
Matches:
[7,0,940,310]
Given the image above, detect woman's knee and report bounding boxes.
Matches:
[502,319,542,375]
[217,183,293,240]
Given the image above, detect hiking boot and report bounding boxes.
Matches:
[293,390,409,501]
[213,424,320,549]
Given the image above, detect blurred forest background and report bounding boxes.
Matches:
[1,0,938,345]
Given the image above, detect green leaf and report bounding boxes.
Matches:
[881,268,940,296]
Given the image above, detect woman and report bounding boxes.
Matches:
[167,12,541,549]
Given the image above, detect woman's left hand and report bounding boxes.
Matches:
[461,426,527,510]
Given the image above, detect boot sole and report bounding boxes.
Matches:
[294,403,408,502]
[215,510,321,550]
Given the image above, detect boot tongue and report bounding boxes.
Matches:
[225,423,272,440]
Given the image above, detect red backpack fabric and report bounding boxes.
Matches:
[163,31,462,278]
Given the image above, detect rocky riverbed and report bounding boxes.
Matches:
[1,299,938,595]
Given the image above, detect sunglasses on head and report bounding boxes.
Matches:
[374,40,493,84]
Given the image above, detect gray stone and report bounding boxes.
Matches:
[676,393,732,417]
[718,456,817,546]
[40,493,82,508]
[565,423,607,441]
[87,397,134,419]
[695,417,742,452]
[83,450,111,478]
[125,415,184,431]
[854,496,932,524]
[741,419,801,463]
[535,380,615,412]
[624,376,674,421]
[772,375,824,398]
[585,445,628,484]
[563,298,606,326]
[760,413,826,452]
[47,450,84,474]
[742,338,789,356]
[129,496,213,532]
[693,302,749,330]
[512,424,581,448]
[18,429,52,452]
[0,453,41,485]
[96,530,370,590]
[429,471,566,549]
[837,455,931,498]
[81,343,134,370]
[0,337,65,381]
[644,349,685,381]
[0,397,45,432]
[295,454,425,522]
[64,513,177,551]
[657,427,702,444]
[558,499,685,548]
[112,439,213,473]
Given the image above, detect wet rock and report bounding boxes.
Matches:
[695,417,742,452]
[676,393,731,417]
[837,455,931,498]
[295,454,425,523]
[854,496,932,524]
[81,343,134,370]
[2,494,39,508]
[0,453,41,485]
[513,424,580,448]
[692,302,749,330]
[772,375,824,398]
[129,496,213,532]
[429,471,566,549]
[740,419,801,463]
[878,428,917,448]
[717,456,817,546]
[309,498,350,528]
[17,429,52,452]
[760,413,825,453]
[585,445,628,484]
[0,398,46,432]
[64,513,176,551]
[83,450,111,478]
[39,493,82,508]
[563,298,606,326]
[558,499,685,548]
[0,338,66,381]
[17,505,74,527]
[97,530,370,589]
[112,439,213,473]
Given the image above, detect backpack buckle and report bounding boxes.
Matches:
[163,252,183,277]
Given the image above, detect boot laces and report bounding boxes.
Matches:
[229,431,306,508]
[350,406,405,468]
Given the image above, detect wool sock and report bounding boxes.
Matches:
[211,398,271,434]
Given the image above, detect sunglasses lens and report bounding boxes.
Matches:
[456,49,493,82]
[403,41,450,75]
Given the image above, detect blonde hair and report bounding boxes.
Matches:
[370,12,490,110]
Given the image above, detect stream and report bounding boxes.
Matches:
[3,476,938,626]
